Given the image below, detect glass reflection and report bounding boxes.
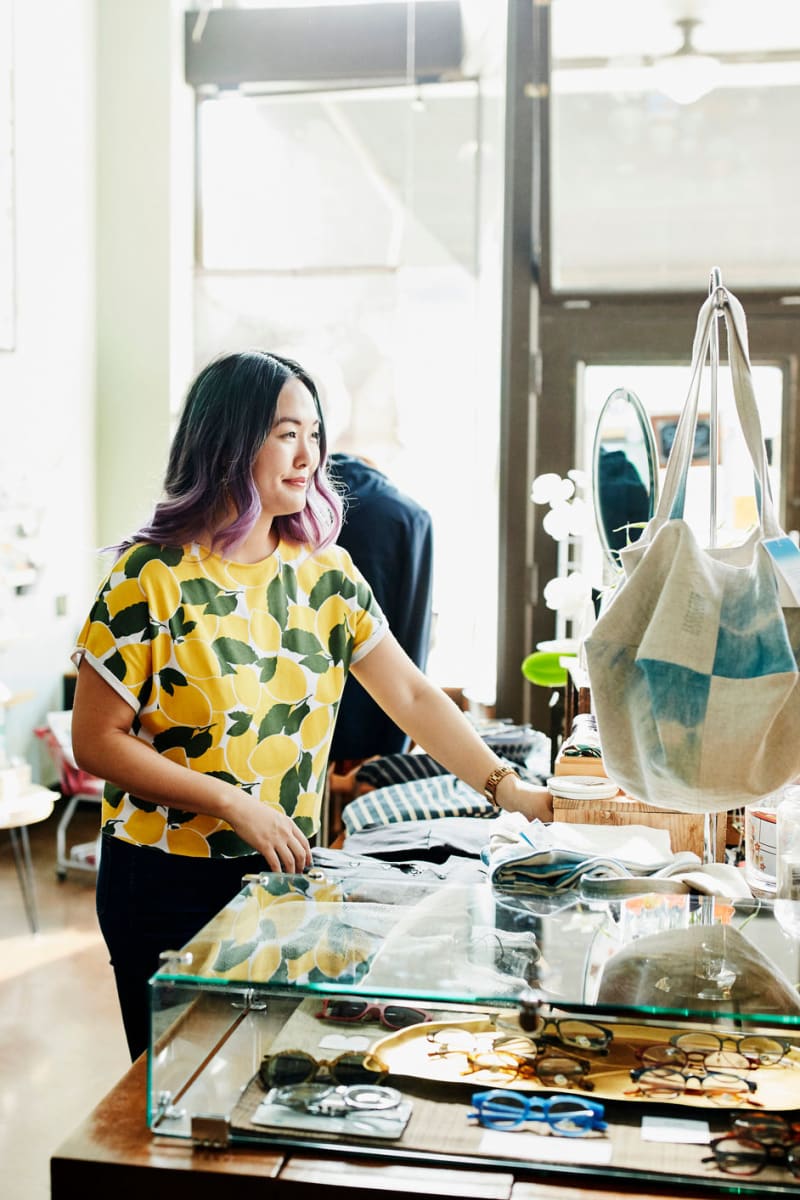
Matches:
[592,387,658,566]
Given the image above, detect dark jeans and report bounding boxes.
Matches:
[96,834,267,1061]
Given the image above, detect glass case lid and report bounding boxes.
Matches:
[151,867,800,1028]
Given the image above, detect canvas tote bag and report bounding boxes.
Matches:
[584,285,800,814]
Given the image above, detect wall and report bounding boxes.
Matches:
[0,0,96,774]
[95,0,194,552]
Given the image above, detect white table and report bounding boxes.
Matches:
[0,784,54,932]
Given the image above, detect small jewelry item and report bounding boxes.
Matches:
[271,1082,402,1115]
[483,765,519,806]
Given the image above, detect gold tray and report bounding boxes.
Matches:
[367,1016,800,1111]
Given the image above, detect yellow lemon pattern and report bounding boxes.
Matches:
[178,874,381,986]
[73,539,387,856]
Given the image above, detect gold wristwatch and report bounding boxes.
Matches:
[483,765,518,806]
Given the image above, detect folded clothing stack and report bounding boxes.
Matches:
[483,815,700,894]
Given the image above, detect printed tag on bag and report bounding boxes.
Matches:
[764,536,800,606]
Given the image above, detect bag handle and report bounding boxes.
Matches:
[651,286,779,540]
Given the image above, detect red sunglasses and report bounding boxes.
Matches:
[317,998,432,1030]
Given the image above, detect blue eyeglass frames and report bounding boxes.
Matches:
[469,1089,607,1136]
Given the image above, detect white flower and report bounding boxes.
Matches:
[530,473,574,506]
[542,502,573,542]
[543,572,592,621]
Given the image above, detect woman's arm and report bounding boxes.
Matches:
[70,662,312,871]
[351,633,553,822]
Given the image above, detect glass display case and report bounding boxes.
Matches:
[148,860,800,1194]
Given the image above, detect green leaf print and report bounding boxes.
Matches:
[328,620,349,666]
[212,936,261,973]
[299,654,330,674]
[104,783,125,811]
[180,577,221,606]
[168,606,197,642]
[282,563,298,601]
[90,595,110,625]
[187,729,214,758]
[227,711,252,737]
[284,701,310,735]
[129,793,158,812]
[279,767,301,815]
[105,650,127,682]
[109,602,151,638]
[159,667,187,696]
[258,703,292,739]
[180,577,239,617]
[205,594,239,617]
[208,829,258,857]
[123,544,183,577]
[298,751,313,789]
[356,580,372,611]
[308,570,356,607]
[294,815,315,839]
[152,726,196,754]
[282,628,323,656]
[267,574,288,627]
[212,637,259,676]
[166,807,195,826]
[257,656,278,683]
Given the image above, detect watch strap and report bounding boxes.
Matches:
[483,765,518,806]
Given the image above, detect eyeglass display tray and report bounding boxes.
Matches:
[148,865,800,1194]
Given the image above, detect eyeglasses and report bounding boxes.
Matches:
[427,1029,594,1091]
[316,998,432,1030]
[259,1049,387,1090]
[703,1134,800,1178]
[638,1030,791,1072]
[627,1067,760,1105]
[469,1089,607,1136]
[732,1114,800,1145]
[495,1017,613,1055]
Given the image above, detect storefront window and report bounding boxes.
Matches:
[548,0,800,293]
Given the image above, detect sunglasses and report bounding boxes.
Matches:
[317,998,432,1030]
[469,1089,607,1136]
[259,1049,387,1090]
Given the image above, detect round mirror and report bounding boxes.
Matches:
[592,387,659,568]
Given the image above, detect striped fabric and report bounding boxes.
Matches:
[354,752,446,788]
[342,774,497,835]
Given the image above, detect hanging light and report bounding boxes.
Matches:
[652,17,722,105]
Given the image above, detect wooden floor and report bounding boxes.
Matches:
[0,802,129,1200]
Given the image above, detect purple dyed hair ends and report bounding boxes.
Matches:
[110,351,343,558]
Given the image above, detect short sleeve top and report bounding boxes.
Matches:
[71,539,387,856]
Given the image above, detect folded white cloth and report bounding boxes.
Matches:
[483,816,701,894]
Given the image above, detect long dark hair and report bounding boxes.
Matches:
[114,351,342,556]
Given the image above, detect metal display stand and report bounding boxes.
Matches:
[704,266,726,864]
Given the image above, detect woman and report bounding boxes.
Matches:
[71,350,552,1060]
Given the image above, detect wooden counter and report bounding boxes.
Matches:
[51,1055,719,1200]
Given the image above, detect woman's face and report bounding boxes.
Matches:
[251,376,321,518]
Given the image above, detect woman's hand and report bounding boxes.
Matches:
[494,774,553,822]
[229,794,312,873]
[72,661,312,873]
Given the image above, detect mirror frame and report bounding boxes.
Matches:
[591,386,659,569]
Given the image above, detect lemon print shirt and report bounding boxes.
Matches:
[72,540,387,856]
